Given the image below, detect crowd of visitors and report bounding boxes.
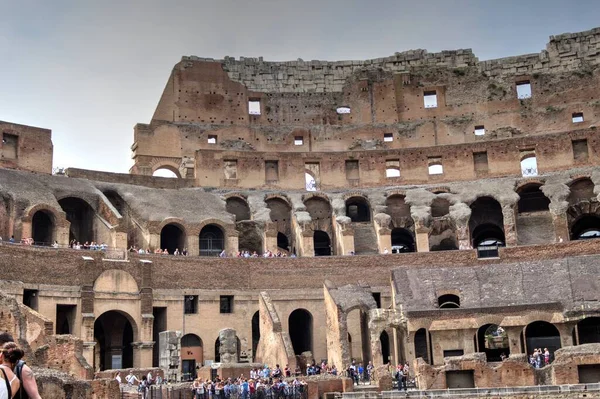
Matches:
[232,250,294,258]
[529,348,551,368]
[69,240,108,250]
[128,246,189,255]
[190,375,307,399]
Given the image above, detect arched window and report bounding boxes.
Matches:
[570,215,600,240]
[438,294,460,309]
[517,184,550,213]
[414,328,431,364]
[153,167,180,178]
[469,197,505,248]
[428,164,443,175]
[520,155,538,177]
[58,197,95,244]
[226,197,251,222]
[289,309,313,355]
[277,232,289,251]
[94,311,135,370]
[524,321,561,363]
[199,225,224,256]
[477,324,509,361]
[391,228,415,253]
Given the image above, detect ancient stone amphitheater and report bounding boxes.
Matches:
[1,27,600,398]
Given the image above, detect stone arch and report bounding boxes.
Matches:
[345,196,371,222]
[288,309,313,355]
[516,183,553,245]
[198,218,237,237]
[151,161,181,178]
[313,230,331,256]
[225,195,251,222]
[160,222,187,254]
[469,196,505,247]
[414,328,432,364]
[523,321,561,363]
[574,317,600,345]
[568,177,595,205]
[476,324,510,361]
[93,270,139,294]
[385,194,413,229]
[199,223,225,256]
[391,228,415,253]
[93,309,138,371]
[30,210,56,245]
[181,333,204,376]
[304,196,333,241]
[58,196,95,244]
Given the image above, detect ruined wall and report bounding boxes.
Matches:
[0,120,52,174]
[255,292,296,369]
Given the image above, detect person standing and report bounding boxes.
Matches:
[0,333,40,399]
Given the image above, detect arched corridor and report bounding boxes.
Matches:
[252,311,260,361]
[570,215,600,240]
[346,197,371,222]
[391,228,415,253]
[94,311,135,371]
[476,324,509,361]
[313,230,331,256]
[289,309,313,355]
[524,321,561,363]
[380,331,391,365]
[181,334,203,381]
[58,197,94,244]
[469,197,505,248]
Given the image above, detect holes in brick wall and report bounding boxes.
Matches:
[572,112,584,123]
[424,91,438,108]
[516,81,532,99]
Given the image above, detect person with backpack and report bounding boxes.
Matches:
[0,343,21,399]
[0,333,40,399]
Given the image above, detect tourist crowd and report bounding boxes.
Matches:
[529,348,551,368]
[233,250,294,258]
[69,240,108,250]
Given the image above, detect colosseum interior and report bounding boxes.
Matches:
[1,27,600,398]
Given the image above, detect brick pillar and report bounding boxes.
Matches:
[187,234,199,256]
[413,218,430,252]
[556,322,576,348]
[502,203,518,247]
[377,227,391,254]
[80,256,97,368]
[551,213,570,243]
[505,326,524,355]
[264,224,278,253]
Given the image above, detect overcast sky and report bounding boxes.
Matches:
[1,0,599,173]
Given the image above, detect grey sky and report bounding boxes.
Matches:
[1,0,599,173]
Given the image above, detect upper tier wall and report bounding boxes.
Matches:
[184,27,600,93]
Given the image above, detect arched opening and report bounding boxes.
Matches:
[31,210,54,245]
[226,197,251,222]
[94,311,134,370]
[472,223,506,247]
[58,197,95,244]
[199,224,224,257]
[575,317,600,345]
[289,309,313,355]
[181,334,203,381]
[305,172,317,191]
[313,230,331,256]
[477,324,509,361]
[469,197,505,248]
[305,197,331,221]
[160,224,185,254]
[345,197,371,222]
[380,331,391,365]
[277,232,289,251]
[391,228,415,253]
[516,184,553,245]
[385,195,411,223]
[431,198,450,218]
[214,338,221,363]
[414,328,430,365]
[153,167,180,178]
[570,215,600,240]
[438,294,460,309]
[252,311,260,361]
[568,178,595,205]
[524,321,561,363]
[348,333,353,360]
[428,163,443,175]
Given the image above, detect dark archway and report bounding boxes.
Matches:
[160,224,185,254]
[469,197,504,248]
[524,321,561,363]
[94,311,134,371]
[181,334,203,381]
[391,228,415,253]
[32,210,54,245]
[58,197,94,244]
[226,197,251,222]
[438,294,460,309]
[570,215,600,240]
[214,338,221,363]
[568,178,595,205]
[313,230,331,256]
[289,309,313,355]
[346,197,371,222]
[576,317,600,345]
[380,331,391,365]
[477,324,509,361]
[414,328,430,364]
[277,232,289,251]
[199,224,225,256]
[252,311,260,361]
[517,184,550,213]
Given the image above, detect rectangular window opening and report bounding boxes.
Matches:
[572,139,589,161]
[56,304,77,334]
[184,295,198,314]
[383,133,394,142]
[248,100,261,115]
[2,133,18,159]
[386,159,400,178]
[345,160,360,180]
[516,81,532,99]
[372,292,381,308]
[294,136,304,146]
[443,349,465,358]
[520,150,538,177]
[23,289,38,311]
[207,135,217,144]
[428,157,443,175]
[220,295,234,314]
[423,91,438,108]
[473,151,489,172]
[572,112,584,123]
[474,125,485,136]
[224,160,238,180]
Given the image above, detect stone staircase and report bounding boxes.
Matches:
[352,222,379,255]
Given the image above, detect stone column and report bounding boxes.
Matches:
[301,229,314,257]
[225,233,239,257]
[187,235,199,256]
[504,326,524,355]
[377,227,391,253]
[542,182,570,242]
[551,213,570,242]
[264,224,278,253]
[413,220,430,252]
[556,322,576,348]
[502,203,518,247]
